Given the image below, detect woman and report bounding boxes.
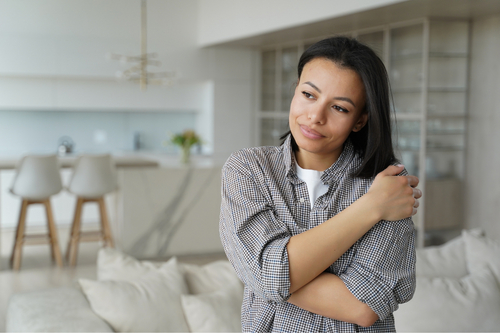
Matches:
[220,36,421,332]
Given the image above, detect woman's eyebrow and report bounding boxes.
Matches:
[304,81,356,107]
[304,81,321,93]
[334,96,356,107]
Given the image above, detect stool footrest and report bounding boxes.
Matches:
[23,234,51,245]
[78,231,103,242]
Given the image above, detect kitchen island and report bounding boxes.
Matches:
[0,153,225,265]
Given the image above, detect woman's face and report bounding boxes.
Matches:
[289,57,368,170]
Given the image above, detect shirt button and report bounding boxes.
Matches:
[300,198,305,203]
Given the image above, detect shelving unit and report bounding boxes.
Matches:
[259,45,302,146]
[390,19,469,247]
[258,18,470,247]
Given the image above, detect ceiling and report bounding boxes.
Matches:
[215,0,500,47]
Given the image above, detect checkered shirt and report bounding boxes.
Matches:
[220,135,416,332]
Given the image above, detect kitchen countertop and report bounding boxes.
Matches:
[0,154,159,170]
[0,152,226,170]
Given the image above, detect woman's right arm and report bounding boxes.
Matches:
[287,164,419,294]
[220,156,293,303]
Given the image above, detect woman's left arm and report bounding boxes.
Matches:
[289,217,416,326]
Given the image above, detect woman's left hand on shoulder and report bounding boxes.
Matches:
[367,165,422,221]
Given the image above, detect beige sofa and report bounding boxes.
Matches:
[7,249,243,332]
[7,230,500,332]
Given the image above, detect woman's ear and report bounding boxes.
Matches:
[352,112,368,132]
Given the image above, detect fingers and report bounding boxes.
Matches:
[412,198,420,216]
[406,175,420,188]
[377,164,405,177]
[412,187,422,199]
[413,198,419,208]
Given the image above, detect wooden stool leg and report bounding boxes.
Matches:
[67,197,84,266]
[65,203,78,262]
[10,200,29,271]
[98,197,114,248]
[44,199,63,268]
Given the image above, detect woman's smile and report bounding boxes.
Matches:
[299,124,324,139]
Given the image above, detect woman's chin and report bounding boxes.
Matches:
[294,135,325,151]
[295,142,326,155]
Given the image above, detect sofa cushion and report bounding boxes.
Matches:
[463,229,500,281]
[394,266,500,332]
[79,265,190,332]
[97,247,172,281]
[91,248,244,332]
[6,287,113,332]
[181,282,244,332]
[416,235,468,278]
[179,260,242,294]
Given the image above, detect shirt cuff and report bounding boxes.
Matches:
[339,264,398,321]
[259,236,292,303]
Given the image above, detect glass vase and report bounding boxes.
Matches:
[181,145,191,164]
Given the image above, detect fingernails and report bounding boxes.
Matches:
[396,164,404,168]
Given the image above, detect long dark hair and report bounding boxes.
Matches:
[282,36,396,178]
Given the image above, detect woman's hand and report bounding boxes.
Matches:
[367,165,422,221]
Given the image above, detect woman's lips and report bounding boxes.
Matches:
[299,125,324,139]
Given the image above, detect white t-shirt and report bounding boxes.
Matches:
[295,162,329,207]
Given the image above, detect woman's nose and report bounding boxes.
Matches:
[307,103,327,124]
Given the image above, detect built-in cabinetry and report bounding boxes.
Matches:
[258,18,470,247]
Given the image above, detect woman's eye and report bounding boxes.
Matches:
[302,91,314,99]
[333,105,349,113]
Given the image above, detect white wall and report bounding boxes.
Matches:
[0,0,206,79]
[207,47,257,160]
[197,0,407,46]
[465,14,500,239]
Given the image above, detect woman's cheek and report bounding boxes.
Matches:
[289,98,304,120]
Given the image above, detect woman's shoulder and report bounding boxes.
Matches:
[351,160,409,181]
[223,145,285,175]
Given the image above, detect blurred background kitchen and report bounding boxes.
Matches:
[0,0,499,266]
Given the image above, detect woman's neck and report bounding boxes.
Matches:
[295,148,341,171]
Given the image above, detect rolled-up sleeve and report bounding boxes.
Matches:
[219,153,292,303]
[339,218,416,321]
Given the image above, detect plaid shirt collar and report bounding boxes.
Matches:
[283,134,358,186]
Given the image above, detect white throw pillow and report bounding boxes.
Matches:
[463,229,500,281]
[179,260,242,294]
[416,235,468,278]
[181,282,244,332]
[97,247,171,281]
[82,248,190,332]
[394,267,500,332]
[79,272,190,332]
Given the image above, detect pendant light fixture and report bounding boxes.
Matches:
[106,0,176,91]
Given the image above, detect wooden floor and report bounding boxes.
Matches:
[0,226,227,332]
[0,235,99,332]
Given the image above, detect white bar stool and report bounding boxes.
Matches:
[9,155,64,270]
[66,154,117,266]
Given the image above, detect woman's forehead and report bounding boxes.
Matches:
[299,58,365,101]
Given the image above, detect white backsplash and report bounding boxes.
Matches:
[0,110,197,155]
